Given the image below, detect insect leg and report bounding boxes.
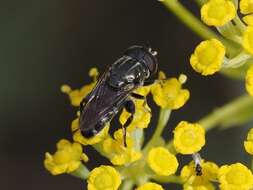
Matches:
[122,99,135,147]
[131,93,150,114]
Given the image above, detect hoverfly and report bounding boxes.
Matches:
[79,45,158,146]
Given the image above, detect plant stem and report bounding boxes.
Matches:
[151,175,183,184]
[70,164,90,180]
[143,109,171,152]
[199,94,253,130]
[160,0,238,56]
[120,179,135,190]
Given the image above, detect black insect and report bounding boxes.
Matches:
[79,45,158,146]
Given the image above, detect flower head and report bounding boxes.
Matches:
[218,163,253,190]
[240,0,253,14]
[103,129,142,165]
[244,128,253,154]
[136,182,164,190]
[201,0,236,26]
[173,121,205,154]
[190,39,225,76]
[44,139,88,175]
[61,68,98,106]
[87,165,121,190]
[181,161,218,190]
[72,117,109,146]
[151,72,190,110]
[243,26,253,55]
[147,147,178,176]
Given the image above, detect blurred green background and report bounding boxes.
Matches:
[1,0,249,189]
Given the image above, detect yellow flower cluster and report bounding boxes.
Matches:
[218,163,253,190]
[103,129,142,165]
[201,0,236,27]
[61,68,98,106]
[173,121,206,154]
[181,160,218,190]
[151,72,190,109]
[244,128,253,155]
[190,39,225,76]
[44,139,88,175]
[147,147,178,176]
[88,165,121,190]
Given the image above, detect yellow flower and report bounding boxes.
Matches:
[136,182,164,190]
[243,26,253,55]
[181,161,218,190]
[173,121,205,154]
[201,0,236,26]
[151,74,190,110]
[244,128,253,154]
[240,0,253,14]
[190,39,225,76]
[218,163,253,190]
[44,139,88,175]
[245,64,253,96]
[243,14,253,26]
[72,117,110,146]
[87,165,121,190]
[103,129,142,165]
[119,100,151,131]
[147,147,178,176]
[61,67,98,106]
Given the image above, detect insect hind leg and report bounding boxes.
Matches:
[122,99,135,147]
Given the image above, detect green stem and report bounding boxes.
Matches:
[70,164,90,180]
[151,175,183,184]
[198,94,253,130]
[120,179,135,190]
[143,109,171,152]
[161,0,237,56]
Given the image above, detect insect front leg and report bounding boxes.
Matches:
[122,99,135,147]
[131,92,150,114]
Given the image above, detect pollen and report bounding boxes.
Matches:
[201,0,236,26]
[147,147,179,176]
[44,139,88,175]
[190,39,225,76]
[243,26,253,55]
[136,182,164,190]
[218,163,253,190]
[87,165,121,190]
[173,121,205,154]
[240,0,253,14]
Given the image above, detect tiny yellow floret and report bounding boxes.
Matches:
[243,26,253,55]
[87,165,121,190]
[244,128,253,154]
[61,68,98,106]
[173,121,205,154]
[201,0,236,26]
[240,0,253,14]
[136,182,164,190]
[147,147,178,176]
[243,15,253,26]
[103,129,142,165]
[151,76,190,110]
[190,39,225,76]
[72,118,110,146]
[218,163,253,190]
[245,64,253,96]
[44,139,88,175]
